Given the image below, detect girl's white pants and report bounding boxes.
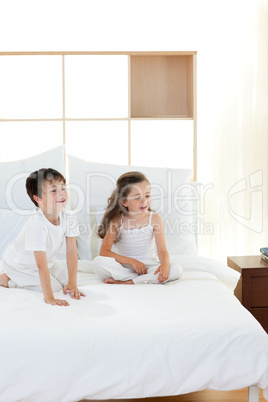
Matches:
[92,256,183,284]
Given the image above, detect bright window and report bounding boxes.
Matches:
[0,121,63,162]
[65,121,128,164]
[64,55,128,118]
[131,120,193,169]
[0,56,62,119]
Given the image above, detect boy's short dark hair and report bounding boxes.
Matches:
[26,168,66,207]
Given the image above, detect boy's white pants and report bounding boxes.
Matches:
[92,256,183,284]
[1,261,68,293]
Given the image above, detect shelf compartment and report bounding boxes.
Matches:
[131,55,193,118]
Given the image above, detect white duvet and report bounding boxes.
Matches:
[1,256,268,402]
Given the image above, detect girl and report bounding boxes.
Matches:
[92,171,183,284]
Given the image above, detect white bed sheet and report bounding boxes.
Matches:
[1,257,268,402]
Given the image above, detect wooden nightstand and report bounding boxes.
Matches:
[227,256,268,332]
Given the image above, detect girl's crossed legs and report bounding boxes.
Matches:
[92,256,183,284]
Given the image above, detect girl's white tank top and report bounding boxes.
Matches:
[116,211,157,261]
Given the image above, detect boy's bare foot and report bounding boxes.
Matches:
[0,273,10,288]
[104,278,134,285]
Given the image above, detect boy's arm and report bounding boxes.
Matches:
[34,251,69,306]
[65,236,78,285]
[64,237,85,299]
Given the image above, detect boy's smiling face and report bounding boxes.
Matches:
[34,179,68,215]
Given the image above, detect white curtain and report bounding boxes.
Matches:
[195,0,268,262]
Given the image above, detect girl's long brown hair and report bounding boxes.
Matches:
[97,171,151,239]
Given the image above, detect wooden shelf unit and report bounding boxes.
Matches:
[0,51,197,178]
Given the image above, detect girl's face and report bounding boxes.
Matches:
[121,181,151,215]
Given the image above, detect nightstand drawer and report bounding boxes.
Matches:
[227,256,268,332]
[251,277,268,307]
[251,308,268,332]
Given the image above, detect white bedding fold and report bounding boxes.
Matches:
[170,255,241,290]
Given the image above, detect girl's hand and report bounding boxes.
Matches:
[63,283,86,299]
[130,259,147,275]
[45,297,69,307]
[154,264,170,283]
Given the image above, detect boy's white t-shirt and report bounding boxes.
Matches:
[3,208,79,270]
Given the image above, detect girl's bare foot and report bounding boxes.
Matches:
[0,273,10,288]
[104,278,134,285]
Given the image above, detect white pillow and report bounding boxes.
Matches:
[68,155,192,209]
[0,209,29,260]
[150,189,198,256]
[75,207,95,261]
[68,155,197,259]
[0,146,65,211]
[76,206,118,261]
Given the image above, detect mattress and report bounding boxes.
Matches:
[0,256,268,402]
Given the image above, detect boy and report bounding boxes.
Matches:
[0,168,85,306]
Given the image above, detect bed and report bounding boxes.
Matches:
[0,147,268,402]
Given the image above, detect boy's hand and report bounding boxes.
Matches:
[63,282,86,299]
[45,297,69,307]
[154,264,170,283]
